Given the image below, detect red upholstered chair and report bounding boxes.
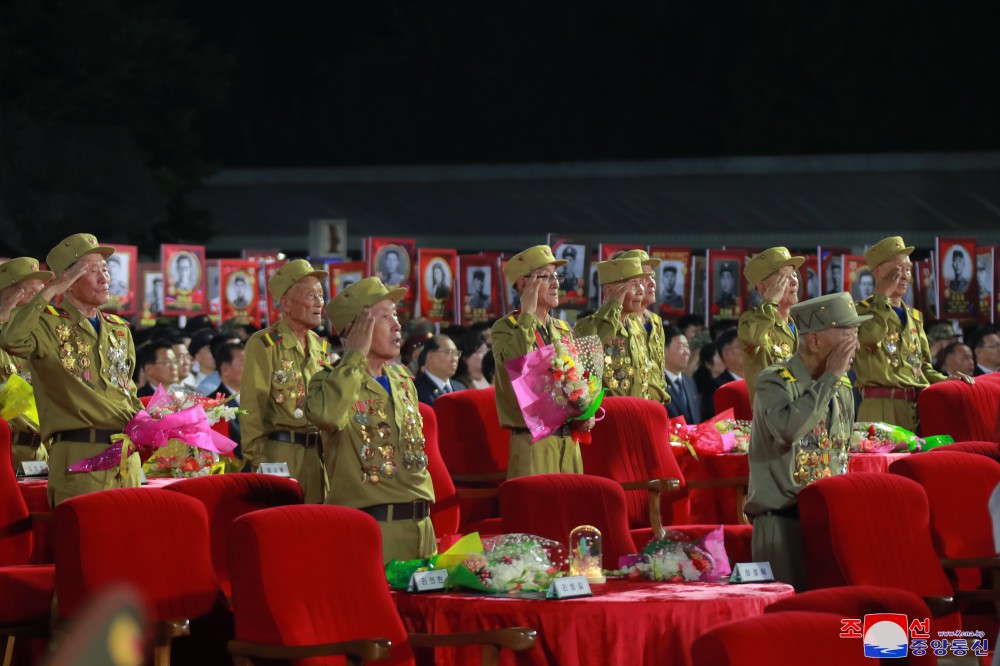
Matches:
[931,440,1000,462]
[691,611,868,666]
[226,505,535,665]
[918,379,1000,442]
[584,396,752,560]
[54,489,222,666]
[0,418,54,666]
[434,388,508,534]
[164,474,304,598]
[418,403,461,544]
[798,473,971,634]
[713,378,752,421]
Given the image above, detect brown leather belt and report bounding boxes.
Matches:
[358,500,430,522]
[267,431,322,448]
[860,387,922,401]
[11,432,41,447]
[53,428,120,444]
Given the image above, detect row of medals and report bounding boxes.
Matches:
[56,323,131,395]
[604,337,650,393]
[3,361,30,384]
[272,359,306,418]
[357,391,427,485]
[793,436,849,485]
[883,331,922,379]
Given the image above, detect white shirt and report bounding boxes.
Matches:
[424,370,454,393]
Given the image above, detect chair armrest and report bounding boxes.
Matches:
[455,487,500,500]
[154,619,191,643]
[228,638,391,664]
[451,472,507,486]
[920,595,957,618]
[409,627,536,650]
[28,511,53,523]
[619,478,681,541]
[940,555,1000,570]
[685,476,749,490]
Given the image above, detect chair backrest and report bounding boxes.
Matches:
[931,440,1000,462]
[419,402,459,537]
[584,396,691,528]
[500,474,638,567]
[164,474,304,596]
[889,451,1000,590]
[918,380,1000,443]
[54,488,219,620]
[0,418,33,566]
[227,505,412,666]
[691,611,868,666]
[714,379,751,421]
[798,473,961,630]
[434,387,509,475]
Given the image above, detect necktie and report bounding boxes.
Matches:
[673,377,689,417]
[442,383,452,394]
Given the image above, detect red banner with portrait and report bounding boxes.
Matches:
[936,237,978,319]
[649,246,691,318]
[977,247,994,324]
[105,244,138,316]
[843,255,871,302]
[161,244,207,316]
[365,237,416,320]
[798,254,820,300]
[457,254,501,326]
[137,264,162,328]
[219,260,261,327]
[706,249,746,321]
[262,259,286,328]
[546,235,590,309]
[417,248,458,323]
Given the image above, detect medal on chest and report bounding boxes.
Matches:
[272,356,307,418]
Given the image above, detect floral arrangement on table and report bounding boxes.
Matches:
[504,334,605,443]
[613,531,720,582]
[849,422,953,453]
[68,384,241,477]
[668,408,751,458]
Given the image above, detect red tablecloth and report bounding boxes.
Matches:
[393,579,795,666]
[675,449,912,524]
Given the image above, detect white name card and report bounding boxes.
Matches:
[550,576,593,599]
[20,461,49,476]
[258,462,291,477]
[408,569,448,592]
[730,562,775,583]
[140,469,148,485]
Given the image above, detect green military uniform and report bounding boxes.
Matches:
[0,348,47,467]
[241,318,331,503]
[855,294,944,431]
[745,292,866,590]
[611,250,667,395]
[307,354,435,564]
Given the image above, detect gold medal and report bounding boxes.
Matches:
[377,422,391,439]
[380,461,397,478]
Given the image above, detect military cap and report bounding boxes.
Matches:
[864,236,914,269]
[744,246,805,286]
[610,249,662,270]
[46,233,115,274]
[267,259,328,299]
[0,257,54,292]
[925,322,960,344]
[327,276,406,333]
[791,292,872,335]
[503,245,566,284]
[596,257,644,285]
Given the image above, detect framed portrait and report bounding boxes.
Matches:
[649,247,691,318]
[799,255,820,300]
[220,259,260,326]
[500,258,521,313]
[365,236,416,321]
[546,235,591,309]
[936,237,978,318]
[978,247,994,324]
[262,259,287,328]
[141,269,164,318]
[458,253,500,325]
[707,249,746,321]
[161,244,207,315]
[417,248,457,323]
[105,244,138,316]
[587,261,600,311]
[842,255,869,301]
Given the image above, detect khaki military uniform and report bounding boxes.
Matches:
[0,347,48,467]
[575,301,669,403]
[307,352,435,564]
[241,319,330,503]
[854,295,945,431]
[745,355,854,590]
[0,295,142,506]
[640,310,667,394]
[738,301,797,401]
[493,311,583,479]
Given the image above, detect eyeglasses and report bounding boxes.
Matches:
[433,349,462,358]
[153,360,179,367]
[979,344,1000,351]
[530,273,566,285]
[174,353,193,361]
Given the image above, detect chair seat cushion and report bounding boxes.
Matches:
[0,565,54,623]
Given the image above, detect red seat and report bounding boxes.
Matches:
[798,473,964,633]
[584,396,752,561]
[931,440,1000,462]
[226,505,535,665]
[418,403,460,543]
[54,489,221,666]
[164,474,303,598]
[691,611,868,666]
[0,417,54,666]
[500,474,639,568]
[714,379,752,421]
[918,379,1000,442]
[434,388,508,534]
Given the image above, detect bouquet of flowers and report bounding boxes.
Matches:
[504,335,605,443]
[615,532,719,582]
[0,375,39,429]
[451,533,567,594]
[669,408,750,457]
[850,422,922,453]
[68,384,240,477]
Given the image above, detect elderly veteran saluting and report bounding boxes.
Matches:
[576,257,669,404]
[0,257,54,468]
[0,234,141,506]
[307,277,435,564]
[854,236,971,432]
[492,245,594,479]
[745,292,867,590]
[738,247,804,401]
[241,259,331,503]
[611,249,667,396]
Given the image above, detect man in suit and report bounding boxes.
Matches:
[972,328,1000,376]
[414,334,466,406]
[213,341,245,462]
[663,326,701,424]
[136,340,178,397]
[701,327,743,421]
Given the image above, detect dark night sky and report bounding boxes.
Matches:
[179,1,1000,168]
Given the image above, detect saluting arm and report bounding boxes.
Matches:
[574,300,622,343]
[0,294,45,357]
[306,351,366,432]
[492,313,543,363]
[737,301,782,352]
[856,296,890,347]
[755,372,842,446]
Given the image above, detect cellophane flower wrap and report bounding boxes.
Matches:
[669,408,746,457]
[504,334,605,443]
[68,384,241,476]
[0,375,39,429]
[850,422,926,453]
[452,533,567,594]
[616,531,718,582]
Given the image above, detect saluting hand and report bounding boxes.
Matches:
[0,286,25,323]
[826,335,860,377]
[520,275,541,314]
[761,273,789,303]
[342,307,375,357]
[41,262,90,302]
[604,282,631,304]
[875,266,902,299]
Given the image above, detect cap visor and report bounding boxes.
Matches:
[307,270,329,280]
[786,256,806,270]
[552,259,568,269]
[643,258,662,269]
[21,270,54,284]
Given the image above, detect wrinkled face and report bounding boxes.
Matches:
[639,266,656,307]
[172,343,193,380]
[66,254,110,308]
[368,299,402,362]
[146,347,178,386]
[426,336,459,379]
[873,255,912,301]
[977,333,1000,368]
[221,349,245,386]
[517,263,560,310]
[944,344,974,376]
[762,265,799,306]
[622,277,646,314]
[664,334,690,372]
[281,276,324,329]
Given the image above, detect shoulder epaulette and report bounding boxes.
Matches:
[552,318,571,331]
[840,375,853,388]
[908,307,923,323]
[44,305,69,318]
[506,314,518,326]
[776,366,796,383]
[101,312,128,325]
[387,363,415,380]
[262,328,283,347]
[857,298,871,308]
